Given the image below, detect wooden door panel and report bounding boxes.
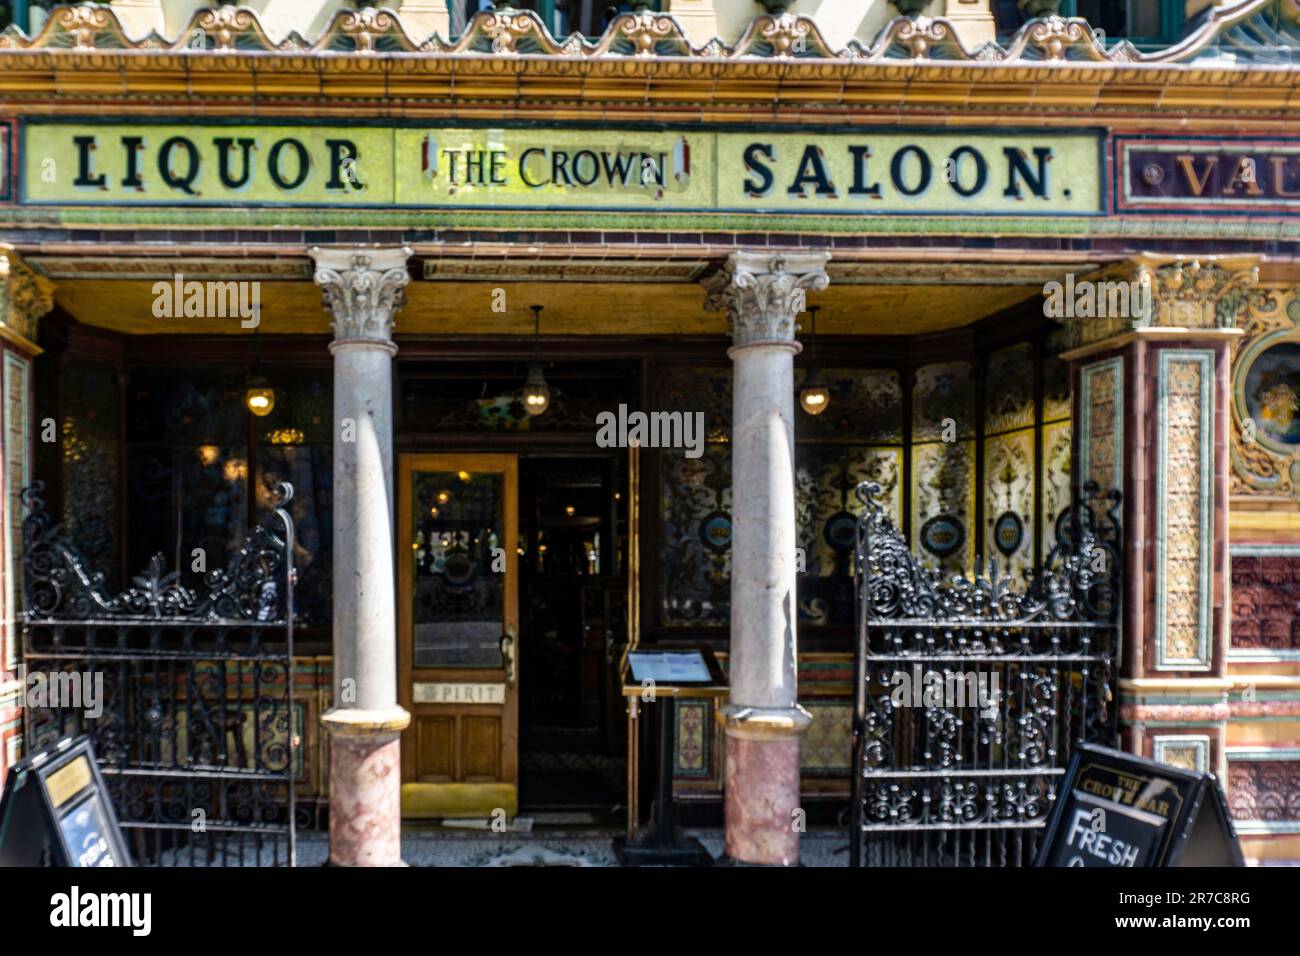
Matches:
[398,453,519,818]
[461,717,501,780]
[415,717,455,782]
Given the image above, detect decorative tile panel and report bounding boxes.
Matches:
[1,351,25,672]
[1042,351,1072,424]
[800,702,852,776]
[1079,356,1124,495]
[796,368,902,444]
[912,362,974,443]
[657,364,731,442]
[795,445,901,627]
[1227,751,1300,834]
[983,429,1035,581]
[1040,419,1073,560]
[1156,350,1215,670]
[673,699,711,777]
[658,365,905,628]
[1153,734,1210,773]
[660,444,732,626]
[1229,545,1300,660]
[911,440,975,576]
[984,344,1034,435]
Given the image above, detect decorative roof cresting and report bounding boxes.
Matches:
[0,1,1295,65]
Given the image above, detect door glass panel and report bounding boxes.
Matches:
[412,469,505,668]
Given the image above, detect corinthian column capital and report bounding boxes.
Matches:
[311,246,413,346]
[1132,253,1260,331]
[702,251,830,348]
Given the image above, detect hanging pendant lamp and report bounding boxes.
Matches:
[521,305,551,417]
[799,305,830,416]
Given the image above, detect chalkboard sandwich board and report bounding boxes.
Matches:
[1035,743,1243,868]
[0,736,131,867]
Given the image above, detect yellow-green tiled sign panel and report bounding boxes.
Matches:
[25,123,1103,215]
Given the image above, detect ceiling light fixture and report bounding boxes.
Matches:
[799,305,830,416]
[521,304,551,417]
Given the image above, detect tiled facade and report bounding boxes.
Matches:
[2,0,1299,864]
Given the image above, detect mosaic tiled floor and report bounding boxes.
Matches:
[293,828,851,867]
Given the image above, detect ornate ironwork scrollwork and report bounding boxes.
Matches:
[19,481,299,866]
[854,479,1121,625]
[22,480,296,623]
[849,480,1121,867]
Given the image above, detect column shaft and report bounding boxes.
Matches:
[331,341,397,710]
[703,251,827,866]
[728,344,799,710]
[312,246,413,867]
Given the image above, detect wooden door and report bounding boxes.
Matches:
[398,453,519,819]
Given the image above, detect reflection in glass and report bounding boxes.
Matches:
[412,470,505,668]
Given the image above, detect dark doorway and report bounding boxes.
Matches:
[517,455,628,816]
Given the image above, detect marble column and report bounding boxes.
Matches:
[311,246,413,867]
[703,252,828,865]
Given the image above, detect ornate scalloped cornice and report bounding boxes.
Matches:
[0,2,1287,66]
[0,3,1296,116]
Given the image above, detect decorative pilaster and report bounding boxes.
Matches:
[702,251,827,866]
[0,246,48,786]
[0,246,54,353]
[311,246,413,867]
[1062,254,1260,780]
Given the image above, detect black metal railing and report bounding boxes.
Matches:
[849,480,1121,867]
[20,482,298,867]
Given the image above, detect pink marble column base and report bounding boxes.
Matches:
[328,730,403,867]
[724,731,801,866]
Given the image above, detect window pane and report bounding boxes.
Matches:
[257,445,331,627]
[412,470,505,668]
[1127,0,1163,38]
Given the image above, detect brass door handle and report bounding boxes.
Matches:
[500,630,516,688]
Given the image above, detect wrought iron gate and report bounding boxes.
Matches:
[850,481,1121,867]
[20,482,298,866]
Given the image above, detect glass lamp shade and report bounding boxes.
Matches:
[799,367,831,416]
[522,363,551,416]
[245,378,276,417]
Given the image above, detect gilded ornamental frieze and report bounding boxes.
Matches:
[1065,256,1261,350]
[1140,258,1261,331]
[1,1,1291,65]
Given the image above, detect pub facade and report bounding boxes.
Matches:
[0,0,1297,866]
